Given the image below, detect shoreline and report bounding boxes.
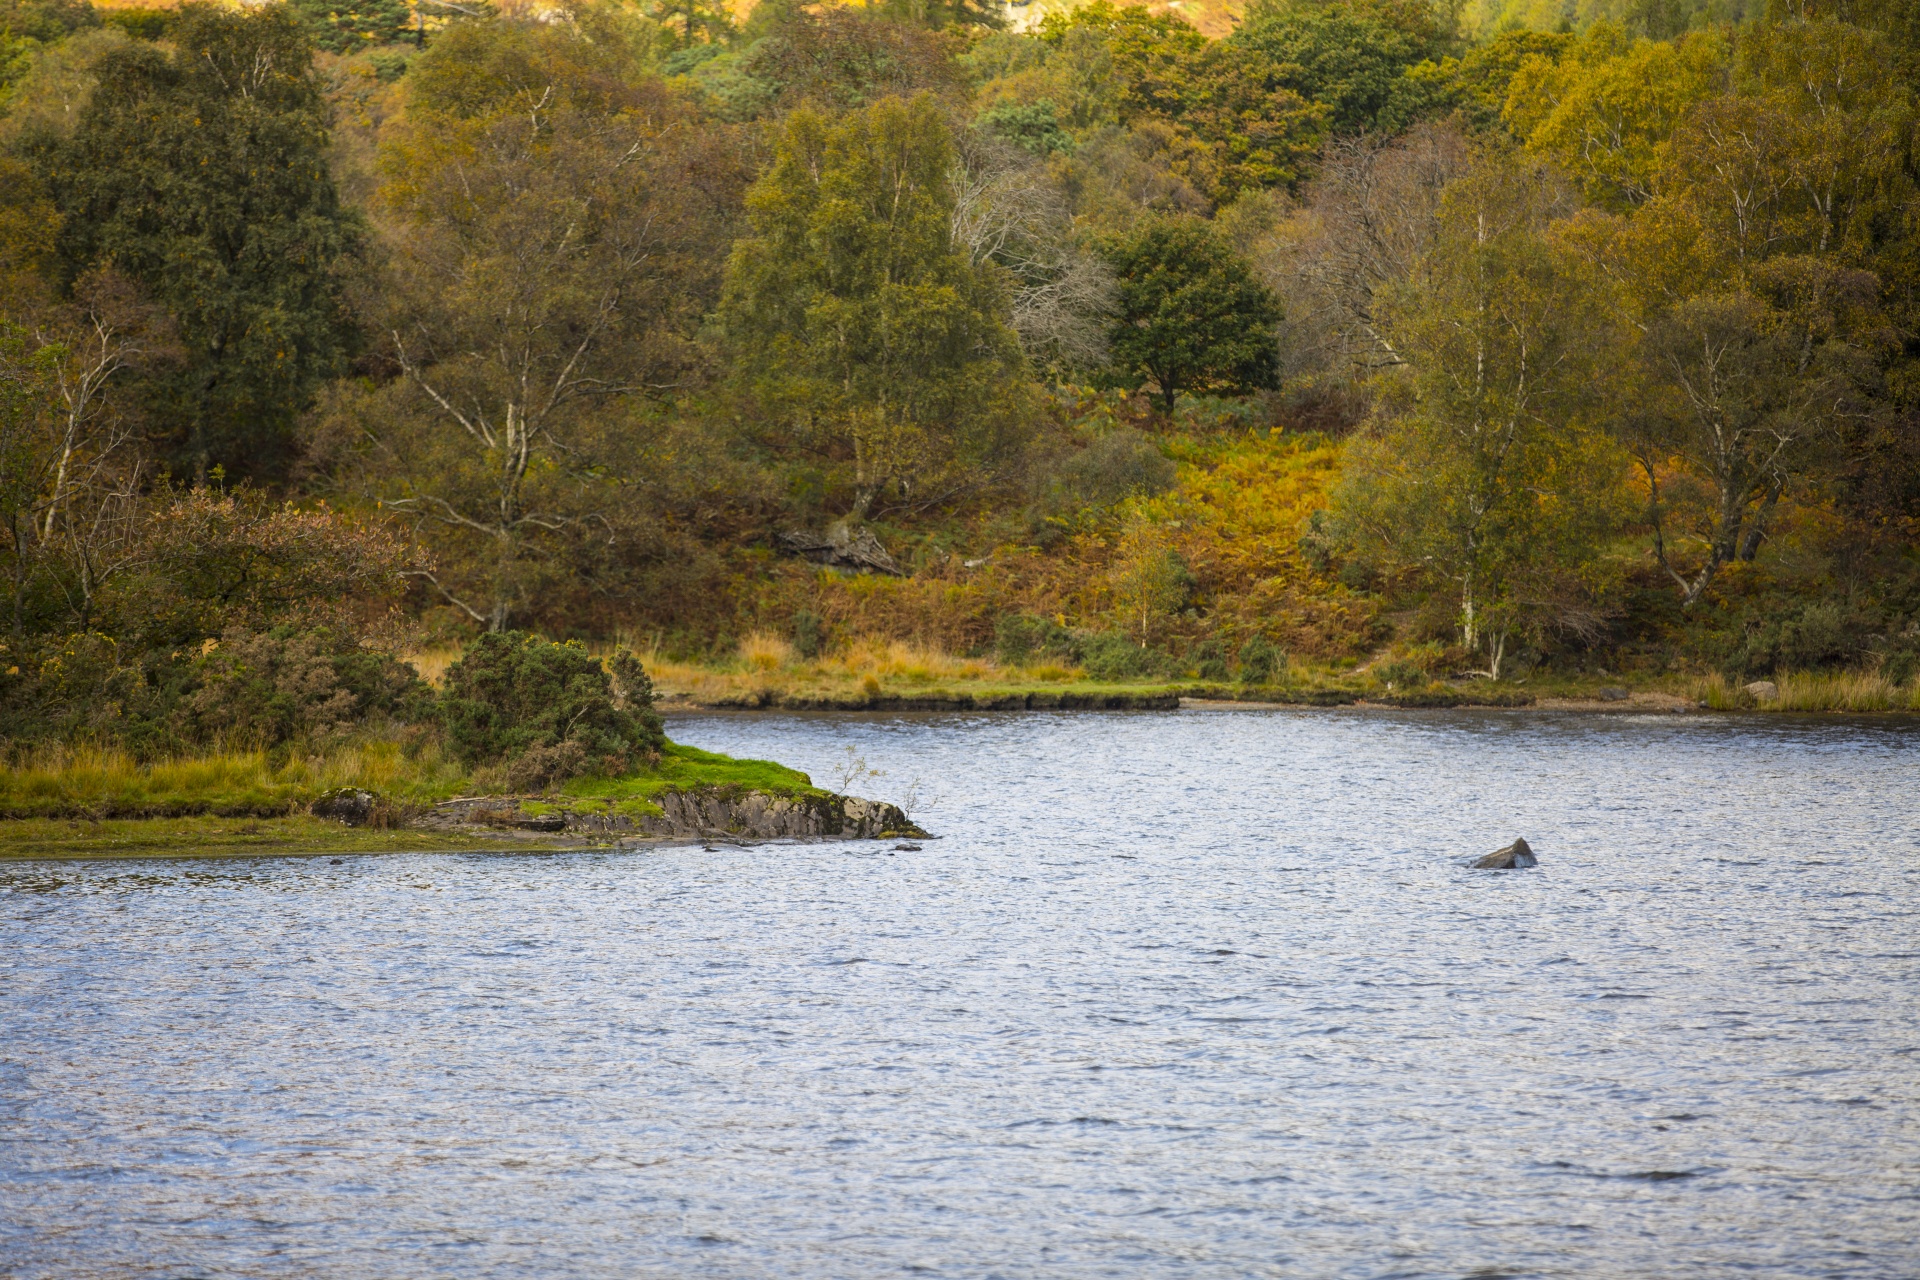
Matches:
[0,787,925,863]
[659,685,1912,716]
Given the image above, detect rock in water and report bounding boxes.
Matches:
[1472,838,1538,870]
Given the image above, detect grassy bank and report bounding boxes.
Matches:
[1685,671,1920,714]
[0,737,822,859]
[638,638,1920,715]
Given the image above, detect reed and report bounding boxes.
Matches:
[1686,669,1920,713]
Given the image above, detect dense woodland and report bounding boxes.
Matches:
[2,0,1918,753]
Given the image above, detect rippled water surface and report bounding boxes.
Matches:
[4,708,1919,1278]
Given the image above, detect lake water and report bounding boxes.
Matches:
[3,707,1918,1278]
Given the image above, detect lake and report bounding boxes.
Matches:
[3,707,1917,1278]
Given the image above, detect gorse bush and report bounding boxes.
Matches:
[1371,657,1428,688]
[0,627,428,757]
[1720,600,1880,680]
[995,613,1076,666]
[791,609,825,659]
[437,632,664,784]
[1238,636,1285,685]
[1075,630,1174,680]
[167,628,429,754]
[993,613,1174,679]
[1190,637,1230,680]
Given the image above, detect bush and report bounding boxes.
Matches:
[791,609,824,659]
[1883,642,1919,687]
[995,613,1075,666]
[1238,636,1286,685]
[1372,657,1428,688]
[287,0,411,53]
[1028,430,1177,540]
[1056,429,1177,505]
[1075,630,1173,681]
[99,6,169,39]
[438,632,663,785]
[171,628,430,751]
[0,626,432,757]
[1190,638,1230,681]
[1722,600,1878,678]
[0,631,144,748]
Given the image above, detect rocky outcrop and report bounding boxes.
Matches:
[1472,837,1538,869]
[310,789,375,826]
[413,788,924,844]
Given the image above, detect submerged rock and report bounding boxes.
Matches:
[1472,837,1538,870]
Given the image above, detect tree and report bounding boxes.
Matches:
[950,128,1116,370]
[1591,13,1916,602]
[0,271,170,639]
[747,6,964,113]
[50,3,359,480]
[646,0,732,48]
[1627,262,1886,606]
[1098,220,1282,413]
[1040,1,1327,200]
[1259,122,1473,377]
[1226,0,1452,138]
[1109,516,1192,646]
[722,93,1032,521]
[339,15,746,632]
[287,0,413,54]
[1504,23,1727,210]
[1334,161,1627,676]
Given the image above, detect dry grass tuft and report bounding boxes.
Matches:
[739,631,797,671]
[822,638,996,684]
[403,645,463,688]
[641,635,1071,700]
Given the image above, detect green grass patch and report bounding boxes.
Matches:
[0,814,539,860]
[561,742,820,801]
[0,737,823,831]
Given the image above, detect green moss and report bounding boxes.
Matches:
[561,742,820,801]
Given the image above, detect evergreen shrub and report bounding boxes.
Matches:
[438,632,663,783]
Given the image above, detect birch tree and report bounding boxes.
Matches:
[1334,160,1626,676]
[347,16,742,630]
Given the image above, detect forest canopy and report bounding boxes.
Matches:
[2,0,1918,748]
